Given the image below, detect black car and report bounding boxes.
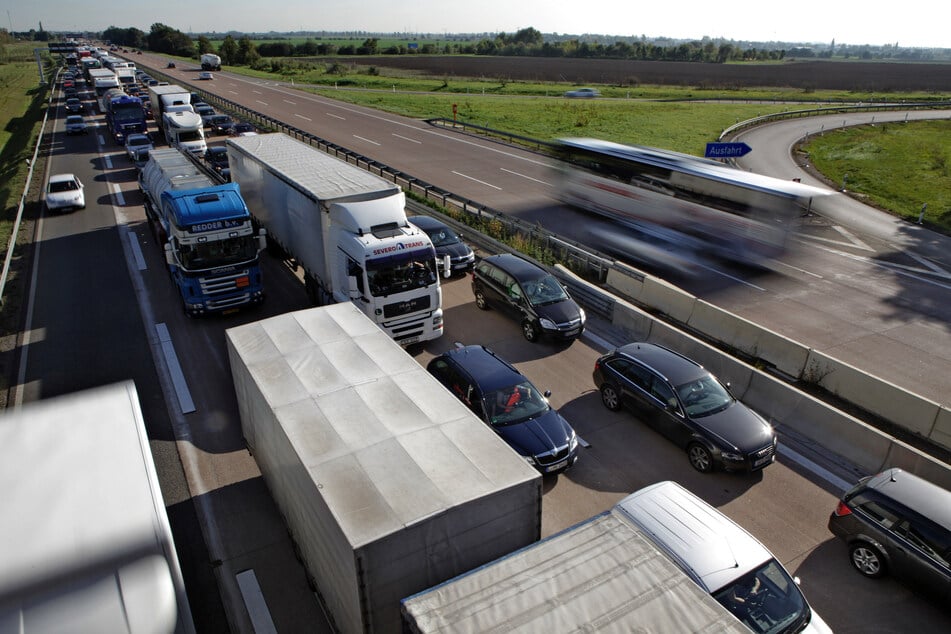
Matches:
[828,468,951,603]
[231,121,255,135]
[410,215,475,274]
[64,97,84,113]
[471,253,585,343]
[427,344,579,473]
[203,146,230,179]
[592,342,777,473]
[208,114,234,136]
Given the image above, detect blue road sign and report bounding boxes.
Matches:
[705,142,752,158]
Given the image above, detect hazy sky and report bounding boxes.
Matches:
[5,1,947,48]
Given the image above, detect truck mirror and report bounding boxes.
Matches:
[163,242,174,266]
[442,254,452,278]
[257,228,267,252]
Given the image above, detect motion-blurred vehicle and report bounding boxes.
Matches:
[197,72,214,80]
[564,87,600,98]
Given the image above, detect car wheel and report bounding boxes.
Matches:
[687,443,714,473]
[522,320,540,342]
[474,289,489,310]
[849,542,887,578]
[599,384,621,411]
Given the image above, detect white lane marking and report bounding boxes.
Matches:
[353,135,380,146]
[326,112,345,120]
[500,167,552,186]
[228,90,239,95]
[696,264,767,291]
[771,259,824,279]
[283,99,297,105]
[127,230,147,271]
[252,89,262,94]
[236,570,278,634]
[103,151,112,168]
[294,113,312,122]
[255,100,269,107]
[110,182,126,207]
[832,225,873,251]
[155,323,196,414]
[451,171,502,190]
[906,251,950,276]
[809,241,951,288]
[392,133,421,144]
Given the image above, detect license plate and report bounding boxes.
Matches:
[401,336,419,346]
[546,459,568,473]
[753,455,773,468]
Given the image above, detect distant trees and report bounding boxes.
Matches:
[147,23,194,57]
[102,26,146,49]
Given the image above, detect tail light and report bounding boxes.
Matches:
[833,500,852,517]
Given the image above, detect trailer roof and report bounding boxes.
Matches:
[401,509,748,633]
[228,133,400,204]
[225,303,541,548]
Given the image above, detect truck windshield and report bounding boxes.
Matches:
[367,254,437,297]
[712,559,810,634]
[178,235,258,270]
[114,108,142,124]
[178,130,203,142]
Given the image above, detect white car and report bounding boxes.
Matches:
[125,133,153,161]
[65,115,88,135]
[45,173,85,212]
[564,87,600,98]
[197,72,214,80]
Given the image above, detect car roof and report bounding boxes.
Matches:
[861,468,951,528]
[408,215,447,231]
[481,253,548,282]
[616,481,771,592]
[49,173,78,184]
[437,345,525,393]
[66,115,83,121]
[611,342,707,386]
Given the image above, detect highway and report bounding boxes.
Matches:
[16,58,951,632]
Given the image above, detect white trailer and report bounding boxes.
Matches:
[402,506,749,634]
[200,53,221,71]
[226,302,543,633]
[228,133,445,345]
[0,382,195,633]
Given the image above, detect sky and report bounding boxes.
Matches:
[4,1,947,48]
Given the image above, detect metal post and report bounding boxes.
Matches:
[918,203,927,224]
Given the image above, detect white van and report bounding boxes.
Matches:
[617,481,832,634]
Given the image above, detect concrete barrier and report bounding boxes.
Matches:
[804,349,941,438]
[686,300,811,378]
[930,407,951,450]
[635,275,697,324]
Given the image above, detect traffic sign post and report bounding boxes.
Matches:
[705,142,752,158]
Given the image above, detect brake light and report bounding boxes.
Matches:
[833,500,852,517]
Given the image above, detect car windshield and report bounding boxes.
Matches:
[484,382,550,426]
[675,375,734,417]
[66,116,82,124]
[49,180,78,193]
[425,226,460,247]
[127,136,150,148]
[522,274,569,306]
[712,560,810,634]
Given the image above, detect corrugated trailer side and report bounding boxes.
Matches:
[226,303,542,633]
[401,509,749,634]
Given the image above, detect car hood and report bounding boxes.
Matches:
[47,190,83,205]
[434,240,472,260]
[693,402,774,451]
[497,409,572,458]
[532,297,582,325]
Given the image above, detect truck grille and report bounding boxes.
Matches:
[383,295,432,318]
[200,269,252,296]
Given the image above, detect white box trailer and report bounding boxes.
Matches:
[225,302,542,633]
[0,382,194,634]
[401,507,749,634]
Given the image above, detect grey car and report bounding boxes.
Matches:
[592,342,777,473]
[828,467,951,603]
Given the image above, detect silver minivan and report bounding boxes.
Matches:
[617,481,832,634]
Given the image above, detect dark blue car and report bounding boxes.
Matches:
[427,344,579,474]
[409,215,475,274]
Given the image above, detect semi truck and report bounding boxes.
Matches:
[140,147,266,316]
[148,84,206,155]
[103,90,147,144]
[225,302,543,633]
[115,65,137,87]
[0,382,195,634]
[227,133,445,345]
[88,67,119,96]
[200,53,221,71]
[401,504,748,634]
